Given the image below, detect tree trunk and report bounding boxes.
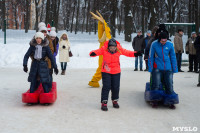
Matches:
[75,0,80,34]
[25,0,31,33]
[124,0,132,42]
[71,1,76,33]
[45,0,50,25]
[141,0,145,35]
[195,0,199,33]
[86,0,91,33]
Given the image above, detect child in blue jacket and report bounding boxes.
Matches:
[148,32,178,109]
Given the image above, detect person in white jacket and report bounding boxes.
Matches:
[59,32,70,75]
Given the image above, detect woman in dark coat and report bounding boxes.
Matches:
[23,32,58,93]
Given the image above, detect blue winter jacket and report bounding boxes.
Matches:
[148,40,178,73]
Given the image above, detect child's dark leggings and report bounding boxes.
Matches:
[61,62,67,70]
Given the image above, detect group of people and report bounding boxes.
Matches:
[23,22,71,95]
[23,21,200,111]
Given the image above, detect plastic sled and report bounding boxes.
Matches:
[22,84,43,104]
[145,82,179,105]
[39,82,57,104]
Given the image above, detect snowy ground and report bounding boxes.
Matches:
[0,67,199,133]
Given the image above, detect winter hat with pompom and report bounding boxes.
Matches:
[49,31,57,37]
[38,22,46,29]
[51,27,56,31]
[39,26,47,32]
[35,32,44,40]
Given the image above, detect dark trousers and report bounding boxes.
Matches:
[47,68,53,89]
[30,78,49,93]
[145,60,148,70]
[101,72,121,102]
[188,54,198,71]
[61,62,67,70]
[151,69,174,94]
[176,53,182,70]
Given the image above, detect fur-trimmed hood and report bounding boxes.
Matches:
[29,37,49,47]
[59,32,69,43]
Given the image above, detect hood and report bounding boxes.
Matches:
[29,37,49,47]
[59,32,69,42]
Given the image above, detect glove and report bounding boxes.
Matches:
[186,51,189,54]
[62,45,66,49]
[49,69,53,75]
[54,68,59,75]
[23,65,28,73]
[90,52,96,57]
[134,51,142,57]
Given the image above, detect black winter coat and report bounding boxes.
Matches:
[132,35,145,53]
[194,36,200,63]
[144,36,156,60]
[23,38,57,83]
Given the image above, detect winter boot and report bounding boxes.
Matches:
[140,68,143,71]
[112,100,120,108]
[101,101,108,111]
[63,70,66,75]
[197,83,200,87]
[150,101,158,108]
[88,81,100,87]
[168,104,176,109]
[61,70,64,75]
[134,68,138,71]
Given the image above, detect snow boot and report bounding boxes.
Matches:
[63,70,66,75]
[101,101,108,111]
[88,81,100,87]
[197,83,200,87]
[134,68,138,71]
[112,100,119,108]
[150,101,158,108]
[168,104,176,109]
[61,70,64,75]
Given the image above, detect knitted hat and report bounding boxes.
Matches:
[137,29,142,33]
[147,30,151,34]
[191,31,196,36]
[51,27,56,31]
[158,32,168,42]
[108,38,117,47]
[49,31,57,37]
[38,22,46,29]
[35,32,44,40]
[39,26,47,32]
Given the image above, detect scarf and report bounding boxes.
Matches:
[34,45,43,60]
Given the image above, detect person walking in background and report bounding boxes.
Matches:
[59,32,71,75]
[132,30,145,71]
[194,32,200,86]
[144,30,152,71]
[185,32,197,72]
[174,29,184,72]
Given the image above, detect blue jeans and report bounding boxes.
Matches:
[151,69,174,94]
[61,62,67,70]
[101,72,121,102]
[135,55,143,69]
[176,53,182,70]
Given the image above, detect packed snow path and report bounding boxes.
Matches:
[0,67,199,133]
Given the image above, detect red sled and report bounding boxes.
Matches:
[39,82,57,104]
[22,84,43,104]
[22,82,57,104]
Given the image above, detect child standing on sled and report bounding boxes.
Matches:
[148,32,178,109]
[90,38,141,111]
[23,32,58,93]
